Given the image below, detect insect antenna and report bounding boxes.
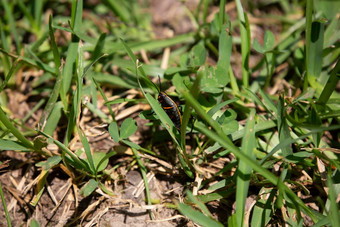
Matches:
[158,75,162,92]
[150,76,160,93]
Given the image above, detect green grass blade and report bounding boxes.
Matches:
[104,33,195,53]
[186,190,213,218]
[235,0,250,88]
[277,97,292,157]
[251,188,275,227]
[65,42,84,146]
[326,172,340,227]
[0,106,34,150]
[48,15,61,74]
[236,109,256,226]
[178,202,224,227]
[38,67,62,131]
[304,0,313,91]
[318,60,340,104]
[0,139,30,151]
[33,0,44,29]
[217,22,232,72]
[79,179,98,197]
[131,147,152,210]
[92,33,107,61]
[103,0,130,22]
[230,119,276,141]
[17,0,37,32]
[0,48,54,74]
[36,15,63,131]
[0,21,11,75]
[0,58,22,92]
[43,102,63,136]
[180,70,202,148]
[78,127,95,175]
[1,0,21,53]
[61,42,78,105]
[0,181,12,227]
[308,21,325,79]
[92,78,116,122]
[218,0,226,30]
[71,0,83,34]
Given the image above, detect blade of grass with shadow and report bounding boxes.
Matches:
[65,41,84,146]
[71,0,83,35]
[318,60,340,104]
[235,109,256,226]
[235,0,250,88]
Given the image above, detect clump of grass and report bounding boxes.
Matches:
[0,0,339,226]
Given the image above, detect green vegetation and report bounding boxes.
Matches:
[0,0,339,226]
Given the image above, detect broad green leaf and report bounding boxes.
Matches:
[120,118,138,139]
[36,156,62,170]
[221,120,239,135]
[253,38,264,54]
[215,65,229,87]
[263,30,275,51]
[190,43,207,67]
[172,73,189,94]
[108,122,120,142]
[93,152,109,172]
[200,67,223,93]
